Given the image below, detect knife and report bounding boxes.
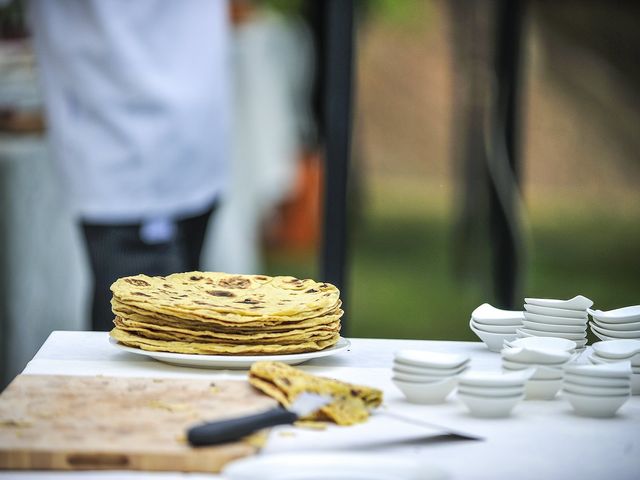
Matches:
[187,392,332,447]
[375,409,483,441]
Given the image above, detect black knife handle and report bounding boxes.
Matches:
[187,407,298,447]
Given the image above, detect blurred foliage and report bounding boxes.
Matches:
[263,0,430,28]
[266,181,640,342]
[264,0,305,15]
[361,0,429,26]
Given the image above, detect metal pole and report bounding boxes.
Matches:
[489,0,525,308]
[320,0,355,327]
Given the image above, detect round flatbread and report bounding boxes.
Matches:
[110,328,340,355]
[111,272,340,321]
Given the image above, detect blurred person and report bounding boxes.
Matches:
[26,0,231,331]
[205,0,315,274]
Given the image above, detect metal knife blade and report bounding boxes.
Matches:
[187,393,332,447]
[374,409,483,441]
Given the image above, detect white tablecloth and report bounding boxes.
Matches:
[2,331,639,479]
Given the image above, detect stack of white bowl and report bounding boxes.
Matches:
[469,304,523,352]
[588,305,640,342]
[520,295,593,350]
[562,362,632,417]
[588,339,640,394]
[501,344,573,400]
[392,350,470,404]
[457,369,534,418]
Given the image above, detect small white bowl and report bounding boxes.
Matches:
[591,323,640,340]
[522,320,586,334]
[393,363,468,377]
[564,372,630,388]
[524,304,587,319]
[508,336,577,352]
[589,352,640,368]
[458,369,534,388]
[564,361,631,379]
[457,392,524,418]
[392,369,463,383]
[563,391,629,417]
[394,350,470,369]
[458,385,524,397]
[525,378,563,400]
[392,376,457,404]
[588,305,640,323]
[563,381,630,397]
[523,311,588,327]
[591,339,640,359]
[587,356,640,378]
[501,346,572,365]
[502,362,563,381]
[470,322,518,352]
[471,303,524,325]
[525,295,593,310]
[470,320,520,334]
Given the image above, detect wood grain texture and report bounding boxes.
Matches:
[0,375,277,472]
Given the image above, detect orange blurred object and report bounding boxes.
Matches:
[265,151,323,252]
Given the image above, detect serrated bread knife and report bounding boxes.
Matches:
[187,392,332,447]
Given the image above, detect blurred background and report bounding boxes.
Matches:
[1,0,639,388]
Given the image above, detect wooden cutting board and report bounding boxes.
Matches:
[0,375,277,473]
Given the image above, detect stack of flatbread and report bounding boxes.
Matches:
[109,272,342,355]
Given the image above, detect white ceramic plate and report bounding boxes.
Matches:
[525,295,593,310]
[591,339,640,359]
[108,336,351,369]
[524,304,587,319]
[587,354,640,372]
[502,361,563,380]
[563,381,630,396]
[590,352,640,366]
[564,361,631,379]
[592,330,628,342]
[588,305,640,323]
[458,385,524,397]
[521,320,586,334]
[469,320,519,334]
[394,349,470,369]
[590,323,640,339]
[501,346,572,365]
[564,372,630,387]
[469,321,517,352]
[517,328,586,341]
[458,369,534,387]
[508,336,577,352]
[592,319,640,332]
[223,453,450,480]
[523,311,588,326]
[471,303,524,325]
[392,365,467,379]
[392,361,466,376]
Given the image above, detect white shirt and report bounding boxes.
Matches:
[27,0,230,223]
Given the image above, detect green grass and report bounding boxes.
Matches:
[266,181,640,341]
